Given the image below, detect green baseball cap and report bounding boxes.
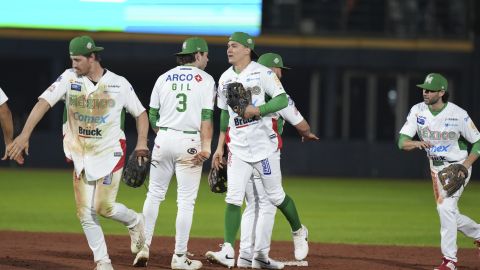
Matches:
[69,35,104,56]
[258,53,291,69]
[416,73,448,91]
[176,37,209,55]
[229,31,258,58]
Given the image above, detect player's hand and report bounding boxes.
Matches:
[242,105,260,120]
[7,134,29,162]
[134,146,150,166]
[3,143,25,165]
[212,148,224,170]
[302,133,319,142]
[415,141,432,150]
[192,151,210,166]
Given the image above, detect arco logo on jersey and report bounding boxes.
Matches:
[166,74,193,82]
[419,127,457,140]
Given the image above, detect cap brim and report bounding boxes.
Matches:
[416,83,441,91]
[94,47,104,52]
[280,66,291,70]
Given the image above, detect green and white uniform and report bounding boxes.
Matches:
[41,68,146,264]
[399,101,480,262]
[143,65,215,254]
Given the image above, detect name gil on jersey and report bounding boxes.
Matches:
[234,117,258,128]
[69,95,115,109]
[166,74,193,82]
[419,127,457,140]
[74,112,109,124]
[78,127,102,137]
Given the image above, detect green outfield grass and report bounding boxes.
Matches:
[1,168,479,248]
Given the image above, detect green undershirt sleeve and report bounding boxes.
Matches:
[397,134,412,149]
[259,93,288,117]
[148,107,160,129]
[471,139,480,157]
[201,109,213,121]
[220,109,229,132]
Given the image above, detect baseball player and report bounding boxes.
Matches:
[7,35,148,270]
[236,53,318,268]
[133,37,215,270]
[205,32,308,269]
[0,87,24,164]
[398,73,480,270]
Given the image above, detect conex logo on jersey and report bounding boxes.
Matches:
[78,127,102,137]
[166,74,193,82]
[419,127,457,140]
[73,112,109,123]
[429,144,450,153]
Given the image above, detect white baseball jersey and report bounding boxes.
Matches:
[217,61,286,162]
[0,88,8,105]
[40,68,145,181]
[278,95,304,129]
[400,102,480,162]
[150,65,215,131]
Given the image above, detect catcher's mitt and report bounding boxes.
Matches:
[438,163,469,197]
[122,149,151,188]
[208,165,227,193]
[226,82,252,118]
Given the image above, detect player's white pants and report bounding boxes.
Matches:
[142,129,202,254]
[430,162,480,262]
[239,170,277,259]
[226,150,285,207]
[73,169,139,263]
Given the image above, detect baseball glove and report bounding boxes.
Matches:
[226,82,252,118]
[208,165,227,193]
[438,163,469,197]
[122,149,151,188]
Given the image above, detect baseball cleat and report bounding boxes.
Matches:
[129,213,146,254]
[205,243,235,268]
[433,257,457,270]
[133,245,149,267]
[95,261,114,270]
[236,256,252,268]
[252,255,284,269]
[171,253,202,270]
[292,224,309,260]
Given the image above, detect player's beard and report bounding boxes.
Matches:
[423,94,441,105]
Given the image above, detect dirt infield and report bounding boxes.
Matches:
[0,231,479,270]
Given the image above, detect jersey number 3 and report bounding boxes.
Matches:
[176,93,187,112]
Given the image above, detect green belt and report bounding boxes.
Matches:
[159,127,198,134]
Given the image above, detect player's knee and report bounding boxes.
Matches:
[267,191,285,206]
[177,200,195,212]
[76,206,95,224]
[95,201,115,218]
[225,197,243,206]
[147,189,166,202]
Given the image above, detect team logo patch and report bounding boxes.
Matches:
[70,83,81,91]
[261,159,272,175]
[250,86,261,95]
[187,148,197,155]
[195,74,203,82]
[417,116,426,125]
[103,174,113,185]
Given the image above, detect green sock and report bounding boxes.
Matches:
[224,203,241,245]
[277,194,302,231]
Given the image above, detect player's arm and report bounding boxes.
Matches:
[0,102,13,146]
[212,109,229,170]
[294,120,319,142]
[397,133,432,151]
[134,111,149,151]
[244,93,288,119]
[7,98,51,160]
[148,107,159,133]
[193,109,214,165]
[462,140,480,169]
